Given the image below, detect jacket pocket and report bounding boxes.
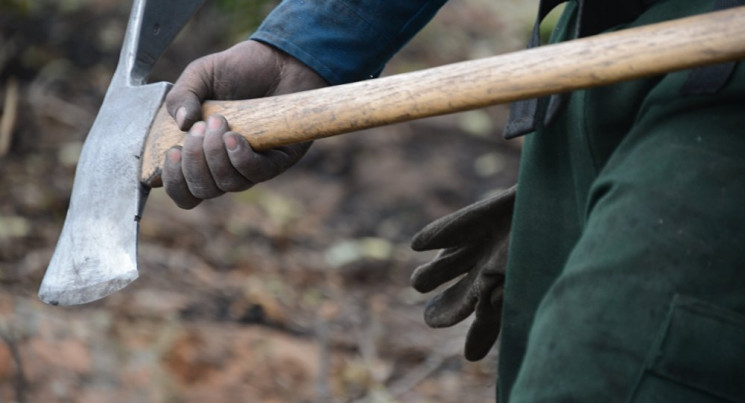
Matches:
[629,294,745,403]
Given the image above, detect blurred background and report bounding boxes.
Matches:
[0,0,543,401]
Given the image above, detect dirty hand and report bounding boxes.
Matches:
[410,185,516,361]
[163,40,328,209]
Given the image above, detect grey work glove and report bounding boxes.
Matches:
[410,185,516,361]
[163,40,328,209]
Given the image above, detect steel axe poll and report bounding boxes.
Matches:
[39,2,745,306]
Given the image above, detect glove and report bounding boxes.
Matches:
[162,40,328,209]
[410,185,516,361]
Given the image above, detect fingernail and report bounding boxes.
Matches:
[190,121,206,137]
[176,107,188,129]
[224,133,239,151]
[167,148,182,163]
[207,115,222,130]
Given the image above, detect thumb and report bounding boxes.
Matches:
[165,57,214,130]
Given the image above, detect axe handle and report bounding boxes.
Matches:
[141,6,745,187]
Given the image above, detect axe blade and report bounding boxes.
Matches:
[39,0,204,306]
[39,83,169,306]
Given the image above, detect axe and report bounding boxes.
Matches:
[39,2,745,306]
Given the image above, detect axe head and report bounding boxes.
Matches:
[38,84,167,305]
[38,0,204,305]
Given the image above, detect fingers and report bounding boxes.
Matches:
[165,56,215,130]
[410,246,478,293]
[464,289,503,361]
[162,114,310,209]
[422,268,480,328]
[182,121,224,199]
[225,135,311,183]
[419,259,505,361]
[410,185,517,251]
[202,116,253,192]
[163,147,202,210]
[163,118,225,209]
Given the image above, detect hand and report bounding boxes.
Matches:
[410,185,516,361]
[162,40,328,209]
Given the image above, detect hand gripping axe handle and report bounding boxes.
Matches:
[40,5,745,305]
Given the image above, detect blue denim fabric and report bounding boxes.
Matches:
[250,0,447,85]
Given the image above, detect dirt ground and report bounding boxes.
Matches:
[0,1,532,401]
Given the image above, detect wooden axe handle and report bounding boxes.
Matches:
[141,6,745,187]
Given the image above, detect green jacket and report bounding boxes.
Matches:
[500,1,745,401]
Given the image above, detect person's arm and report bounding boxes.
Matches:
[163,0,448,209]
[250,0,448,85]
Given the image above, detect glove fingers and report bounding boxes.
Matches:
[411,185,516,251]
[464,288,504,361]
[413,233,507,294]
[423,269,480,328]
[410,246,478,293]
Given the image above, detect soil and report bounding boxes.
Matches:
[0,1,528,401]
